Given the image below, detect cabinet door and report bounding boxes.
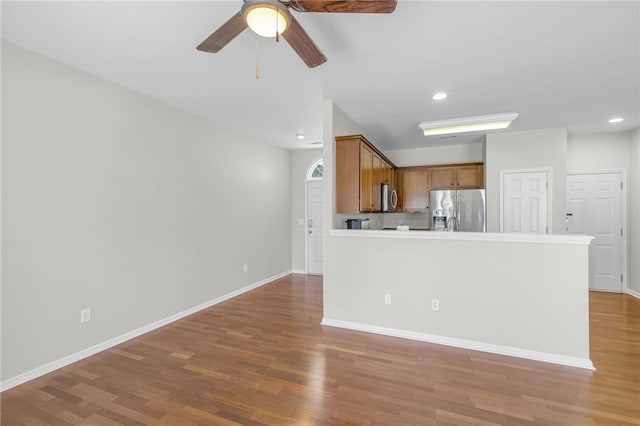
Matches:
[457,165,483,189]
[335,137,361,214]
[372,153,383,211]
[430,167,456,190]
[402,168,430,211]
[387,163,395,188]
[360,144,373,212]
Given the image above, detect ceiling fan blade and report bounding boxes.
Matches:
[282,15,327,68]
[197,12,247,53]
[290,0,397,13]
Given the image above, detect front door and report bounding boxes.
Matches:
[307,180,323,275]
[567,173,623,292]
[502,170,549,234]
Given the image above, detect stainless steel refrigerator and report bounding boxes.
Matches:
[429,189,486,232]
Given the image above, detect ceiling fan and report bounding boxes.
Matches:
[197,0,397,68]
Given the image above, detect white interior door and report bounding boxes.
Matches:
[502,171,549,234]
[307,180,323,275]
[567,173,623,292]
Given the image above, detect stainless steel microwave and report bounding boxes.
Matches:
[381,184,397,212]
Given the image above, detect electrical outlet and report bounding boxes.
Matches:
[384,294,391,305]
[243,264,248,273]
[432,299,440,311]
[80,308,91,323]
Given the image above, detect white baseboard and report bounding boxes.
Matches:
[321,318,595,371]
[291,269,307,274]
[0,270,292,393]
[627,288,640,300]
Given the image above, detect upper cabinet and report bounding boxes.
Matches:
[400,168,430,212]
[336,135,396,214]
[457,164,484,189]
[359,143,373,213]
[398,163,484,213]
[430,164,484,190]
[336,134,483,214]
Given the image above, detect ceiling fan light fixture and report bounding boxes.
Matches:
[243,2,290,38]
[419,112,519,136]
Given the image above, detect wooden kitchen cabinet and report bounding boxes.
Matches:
[430,167,456,190]
[457,164,484,189]
[359,143,373,212]
[400,167,430,211]
[336,135,396,214]
[430,164,484,190]
[383,162,395,188]
[398,163,484,212]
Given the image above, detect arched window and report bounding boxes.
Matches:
[307,159,323,181]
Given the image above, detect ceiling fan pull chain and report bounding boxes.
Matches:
[255,36,260,80]
[275,6,280,43]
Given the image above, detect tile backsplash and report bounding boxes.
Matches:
[336,212,430,230]
[383,212,430,230]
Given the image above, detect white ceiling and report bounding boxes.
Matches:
[2,1,639,151]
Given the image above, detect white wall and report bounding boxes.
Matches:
[1,42,292,382]
[486,128,568,233]
[323,102,369,230]
[385,142,484,167]
[291,149,322,272]
[630,129,640,296]
[324,232,592,368]
[567,132,631,171]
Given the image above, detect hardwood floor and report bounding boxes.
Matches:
[2,274,639,425]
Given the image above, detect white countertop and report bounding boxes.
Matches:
[329,229,593,245]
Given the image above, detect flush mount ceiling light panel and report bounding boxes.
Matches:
[419,112,520,136]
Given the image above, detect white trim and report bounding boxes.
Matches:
[321,318,595,371]
[328,229,592,245]
[0,270,292,393]
[627,288,640,300]
[568,169,627,293]
[291,269,307,274]
[500,167,553,234]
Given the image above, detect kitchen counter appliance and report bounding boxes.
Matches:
[345,218,370,229]
[381,184,397,212]
[430,189,486,232]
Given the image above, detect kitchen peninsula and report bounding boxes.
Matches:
[323,229,593,369]
[323,107,594,370]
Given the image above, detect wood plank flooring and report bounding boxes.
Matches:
[2,274,639,425]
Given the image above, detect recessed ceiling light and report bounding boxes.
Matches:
[608,117,624,124]
[419,112,519,136]
[296,133,306,140]
[431,92,448,101]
